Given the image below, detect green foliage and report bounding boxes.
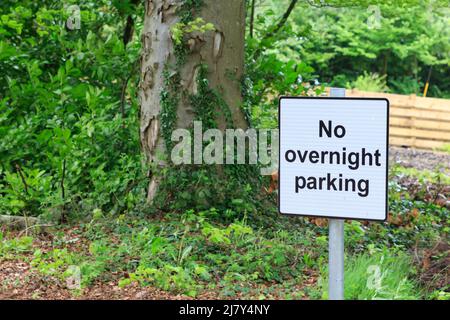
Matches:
[171,18,215,46]
[347,72,389,92]
[391,165,450,185]
[160,67,182,152]
[0,1,147,220]
[0,168,52,215]
[31,240,113,287]
[158,56,262,212]
[0,209,312,297]
[117,210,307,296]
[437,144,450,155]
[341,166,449,251]
[178,0,204,24]
[0,235,33,259]
[389,76,423,95]
[170,1,210,66]
[244,6,322,129]
[0,191,447,299]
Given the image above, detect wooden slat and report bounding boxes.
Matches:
[389,115,450,132]
[390,117,450,131]
[390,127,450,141]
[346,89,450,112]
[390,137,447,150]
[390,106,450,122]
[414,96,450,112]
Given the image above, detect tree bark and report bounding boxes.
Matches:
[139,0,247,203]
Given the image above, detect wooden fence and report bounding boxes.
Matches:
[343,89,450,150]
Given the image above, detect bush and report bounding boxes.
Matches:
[347,72,389,92]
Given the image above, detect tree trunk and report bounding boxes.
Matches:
[139,0,247,203]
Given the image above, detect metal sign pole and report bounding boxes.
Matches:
[329,219,344,300]
[328,87,346,300]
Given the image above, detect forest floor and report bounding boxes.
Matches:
[0,229,316,300]
[0,255,188,300]
[0,224,317,300]
[0,147,449,300]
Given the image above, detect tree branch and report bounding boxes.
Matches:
[123,15,135,46]
[249,0,256,38]
[120,58,140,125]
[262,0,299,41]
[15,163,28,195]
[252,0,299,60]
[60,158,67,224]
[122,0,141,46]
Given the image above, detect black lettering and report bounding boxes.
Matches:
[296,150,308,163]
[358,179,369,197]
[321,151,329,163]
[307,177,317,189]
[329,151,340,164]
[319,120,332,138]
[345,178,356,192]
[285,150,296,162]
[374,149,382,166]
[319,177,326,189]
[327,173,337,191]
[334,125,346,138]
[309,151,319,163]
[295,176,306,193]
[361,148,373,166]
[348,152,360,170]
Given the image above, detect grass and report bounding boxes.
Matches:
[319,250,420,300]
[437,144,450,155]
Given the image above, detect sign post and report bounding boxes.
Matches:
[278,89,389,300]
[328,88,346,300]
[329,218,344,299]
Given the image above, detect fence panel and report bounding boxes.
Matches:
[344,89,450,150]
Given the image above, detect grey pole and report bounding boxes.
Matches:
[328,87,346,300]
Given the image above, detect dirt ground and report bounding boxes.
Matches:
[389,146,450,171]
[0,233,194,300]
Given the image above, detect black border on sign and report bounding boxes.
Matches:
[278,96,390,222]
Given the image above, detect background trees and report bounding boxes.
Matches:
[258,0,450,97]
[0,0,144,219]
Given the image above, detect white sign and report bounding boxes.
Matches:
[278,97,389,221]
